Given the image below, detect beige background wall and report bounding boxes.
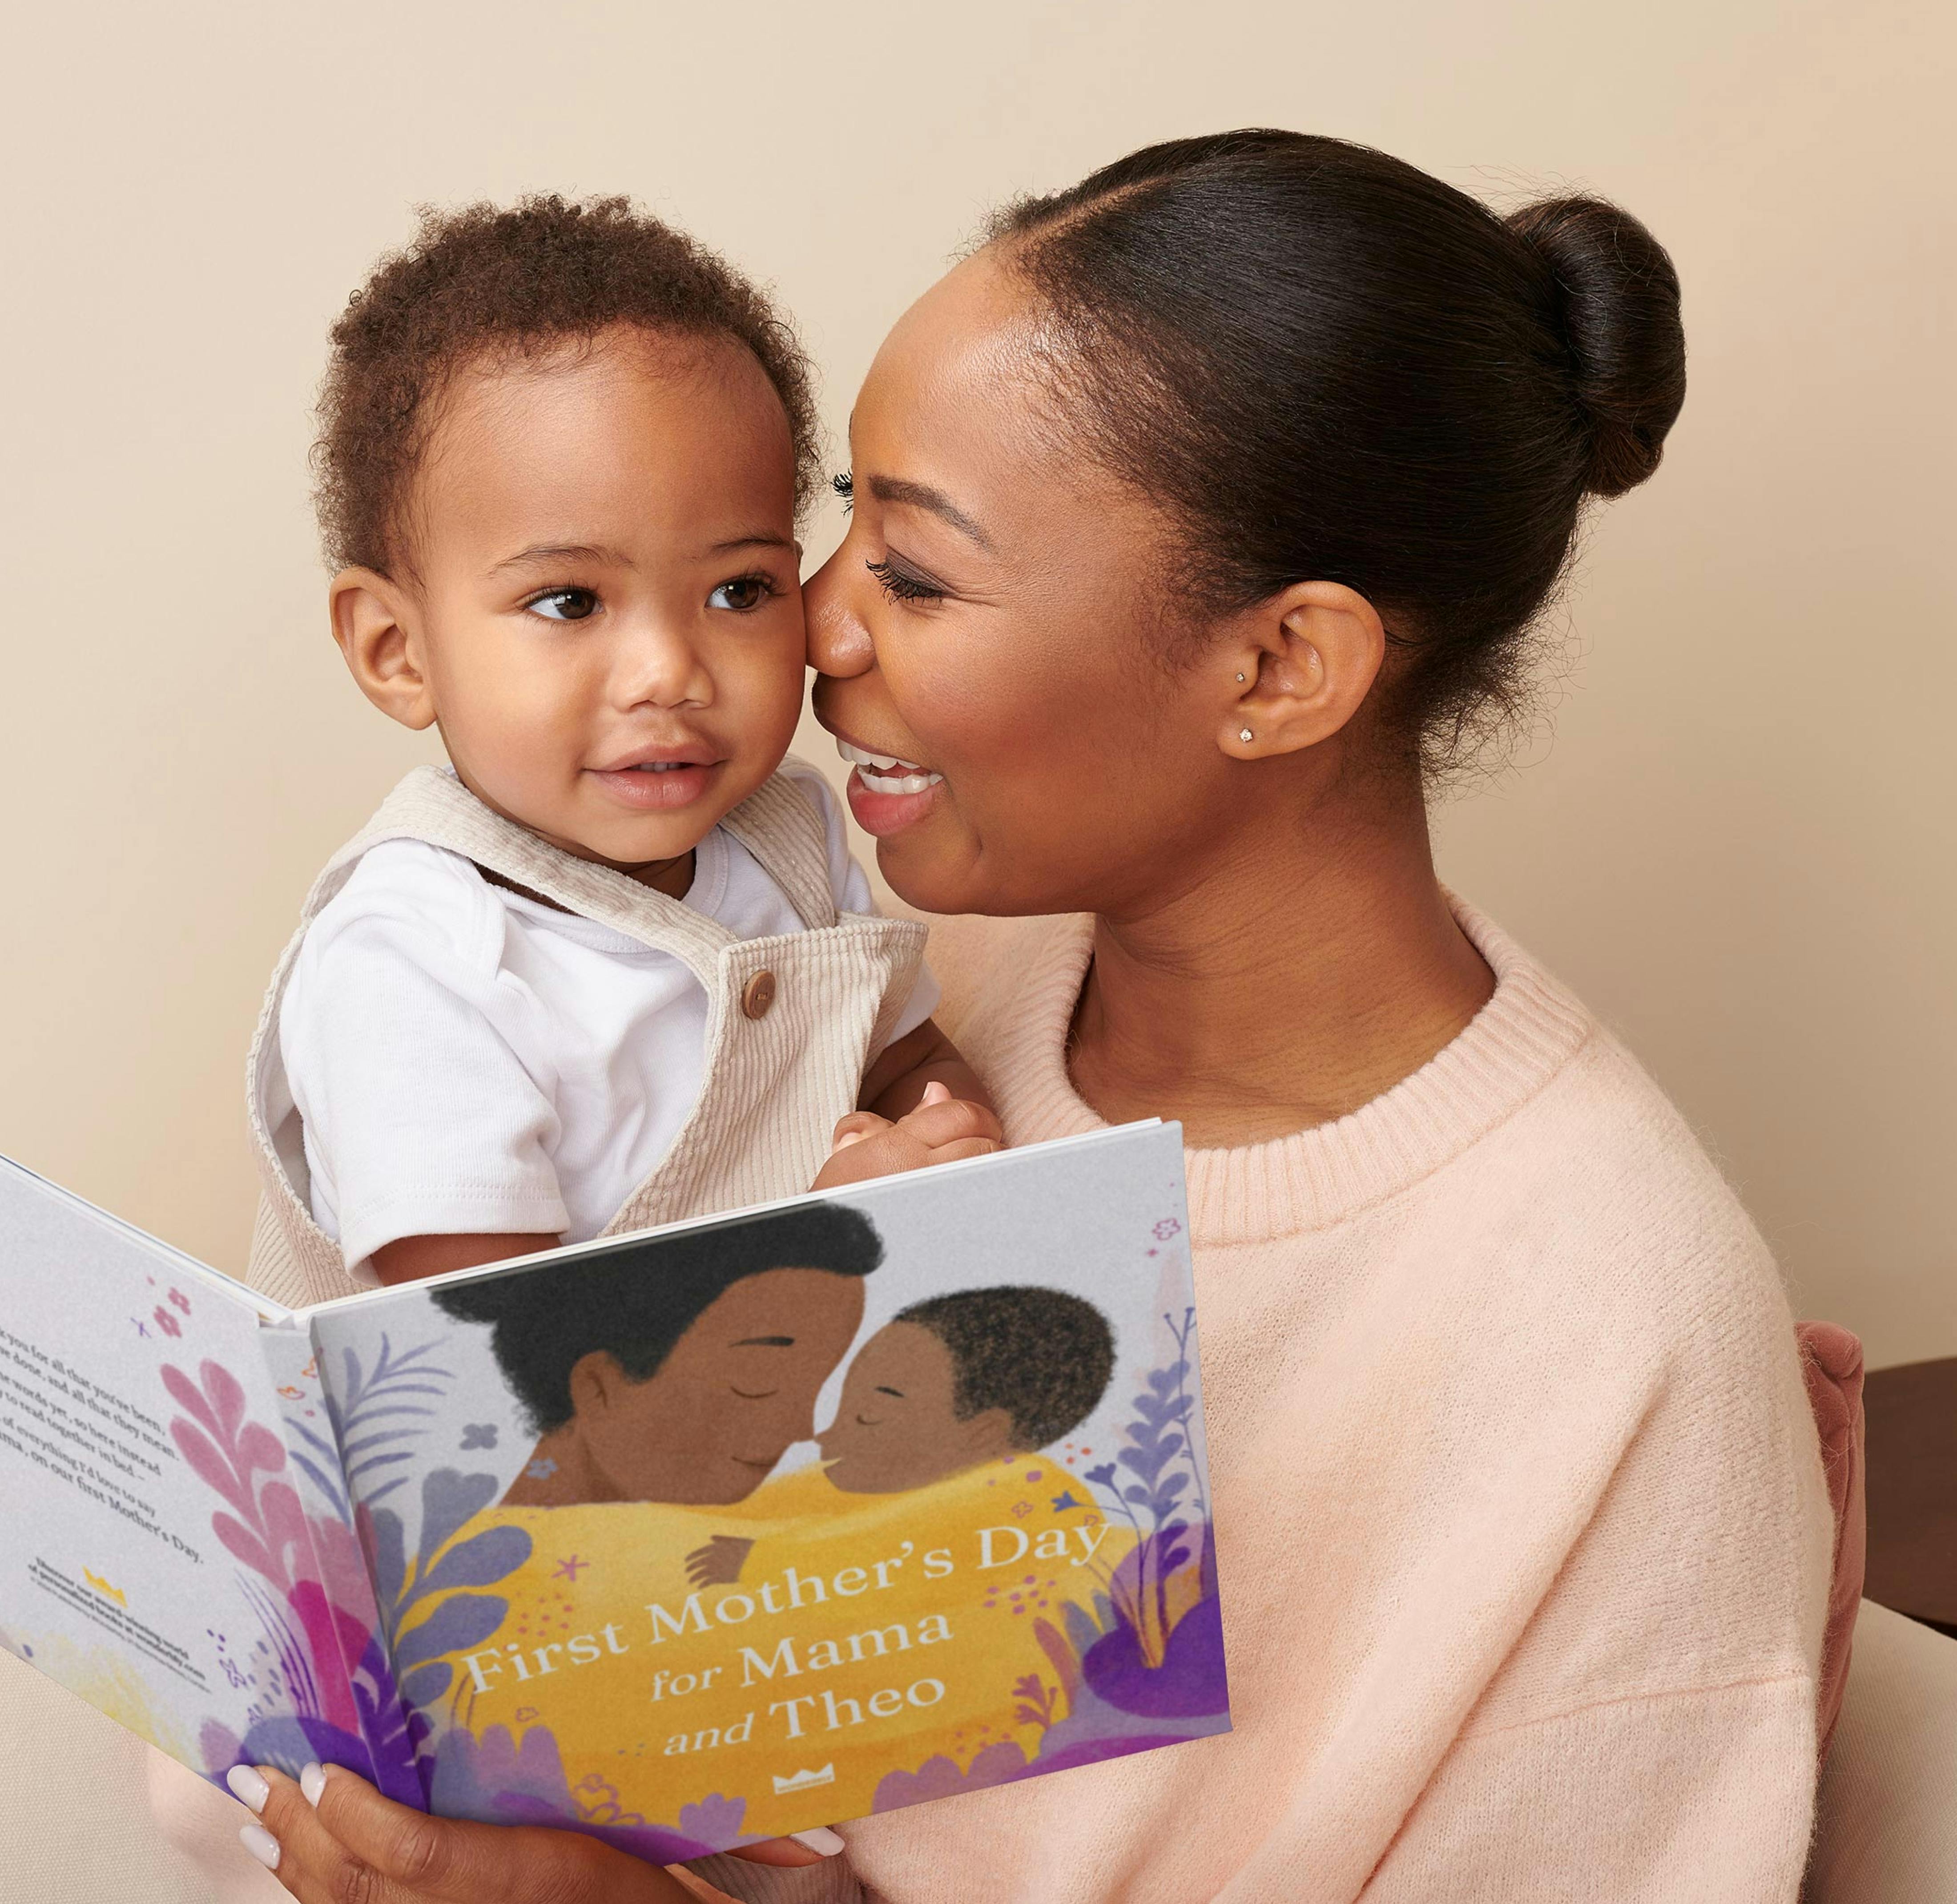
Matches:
[0,0,1948,1366]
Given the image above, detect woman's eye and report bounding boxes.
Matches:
[527,587,598,622]
[866,558,945,605]
[832,471,854,513]
[708,575,773,613]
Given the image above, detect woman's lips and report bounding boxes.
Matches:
[836,740,945,836]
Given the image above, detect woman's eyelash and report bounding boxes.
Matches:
[866,558,944,604]
[832,471,853,512]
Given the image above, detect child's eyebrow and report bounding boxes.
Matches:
[733,1336,797,1347]
[708,532,799,554]
[490,541,631,573]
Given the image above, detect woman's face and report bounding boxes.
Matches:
[807,252,1250,921]
[569,1267,866,1505]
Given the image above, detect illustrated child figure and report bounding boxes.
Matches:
[685,1284,1115,1586]
[245,197,997,1306]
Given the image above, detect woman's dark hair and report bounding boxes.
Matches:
[988,131,1686,771]
[895,1286,1115,1449]
[315,193,821,579]
[433,1203,882,1434]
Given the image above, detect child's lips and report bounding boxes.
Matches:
[585,751,722,811]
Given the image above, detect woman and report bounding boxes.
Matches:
[232,130,1831,1903]
[434,1202,883,1507]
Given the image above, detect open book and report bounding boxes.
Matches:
[0,1123,1227,1860]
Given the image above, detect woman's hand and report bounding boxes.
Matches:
[228,1762,836,1904]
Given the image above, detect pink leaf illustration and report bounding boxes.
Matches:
[202,1361,249,1447]
[262,1481,310,1582]
[238,1424,287,1476]
[213,1512,282,1586]
[161,1364,224,1444]
[170,1420,256,1523]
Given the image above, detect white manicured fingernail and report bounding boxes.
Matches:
[239,1823,281,1870]
[300,1761,328,1807]
[225,1764,269,1814]
[791,1826,846,1856]
[922,1082,950,1105]
[832,1130,867,1150]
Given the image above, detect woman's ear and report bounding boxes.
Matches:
[568,1350,627,1423]
[330,567,437,731]
[1217,580,1386,761]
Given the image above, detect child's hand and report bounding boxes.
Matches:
[812,1081,1003,1190]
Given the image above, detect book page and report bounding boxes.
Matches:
[306,1124,1227,1858]
[0,1157,310,1776]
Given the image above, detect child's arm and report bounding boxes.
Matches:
[813,1019,1003,1190]
[370,1231,560,1287]
[855,1014,991,1121]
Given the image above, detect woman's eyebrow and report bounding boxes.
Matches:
[733,1335,796,1347]
[867,475,992,551]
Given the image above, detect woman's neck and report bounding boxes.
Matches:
[501,1425,612,1507]
[1068,777,1494,1150]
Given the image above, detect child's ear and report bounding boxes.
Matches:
[330,566,437,731]
[956,1408,1019,1465]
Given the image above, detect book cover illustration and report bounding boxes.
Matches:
[0,1124,1226,1859]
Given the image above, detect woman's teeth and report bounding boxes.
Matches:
[838,739,943,795]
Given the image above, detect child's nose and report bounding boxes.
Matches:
[612,619,711,710]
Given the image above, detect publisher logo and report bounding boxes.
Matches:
[771,1764,835,1795]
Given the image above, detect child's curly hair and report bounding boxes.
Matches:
[314,194,821,578]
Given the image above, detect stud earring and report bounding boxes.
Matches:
[1239,727,1254,743]
[1236,673,1246,683]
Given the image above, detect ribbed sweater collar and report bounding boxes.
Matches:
[984,898,1595,1249]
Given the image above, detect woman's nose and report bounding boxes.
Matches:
[805,549,875,679]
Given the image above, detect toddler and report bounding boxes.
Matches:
[245,197,995,1306]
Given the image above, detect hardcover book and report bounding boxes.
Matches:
[0,1123,1228,1860]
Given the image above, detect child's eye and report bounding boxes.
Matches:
[526,587,599,622]
[708,575,775,613]
[866,557,945,605]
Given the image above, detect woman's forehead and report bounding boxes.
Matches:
[862,253,1047,446]
[696,1265,863,1326]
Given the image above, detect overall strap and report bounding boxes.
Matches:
[717,761,841,931]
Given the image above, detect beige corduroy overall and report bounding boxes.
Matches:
[244,763,927,1309]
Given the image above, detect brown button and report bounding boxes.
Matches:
[741,970,778,1020]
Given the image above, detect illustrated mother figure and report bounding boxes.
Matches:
[243,131,1832,1903]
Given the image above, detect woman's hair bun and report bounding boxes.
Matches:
[1505,196,1687,498]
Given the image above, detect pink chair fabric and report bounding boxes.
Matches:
[1797,1319,1867,1760]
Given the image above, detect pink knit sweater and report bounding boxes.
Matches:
[699,900,1833,1904]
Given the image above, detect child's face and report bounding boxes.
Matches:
[817,1319,1018,1493]
[336,324,805,873]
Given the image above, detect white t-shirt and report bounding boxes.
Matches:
[278,766,936,1271]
